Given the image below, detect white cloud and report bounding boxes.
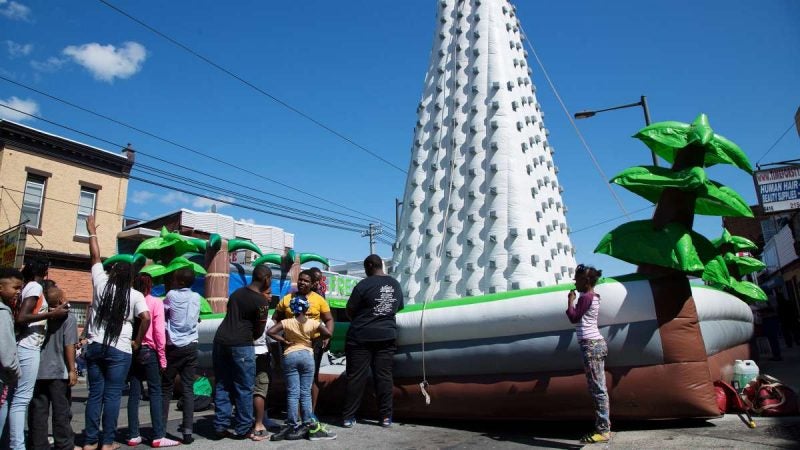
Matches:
[30,56,65,72]
[160,191,190,205]
[238,217,256,225]
[138,211,151,219]
[5,40,32,57]
[193,195,234,211]
[0,96,39,122]
[130,190,156,205]
[62,41,147,82]
[0,1,31,21]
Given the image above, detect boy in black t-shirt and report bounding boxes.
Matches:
[341,254,404,428]
[212,265,271,441]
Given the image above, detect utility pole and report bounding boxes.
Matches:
[362,223,382,255]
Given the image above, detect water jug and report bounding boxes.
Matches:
[732,359,759,392]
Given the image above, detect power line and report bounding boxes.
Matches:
[95,0,407,175]
[134,163,397,236]
[0,75,396,232]
[519,25,630,219]
[129,175,365,233]
[0,102,396,239]
[569,204,655,234]
[755,122,796,165]
[1,186,143,222]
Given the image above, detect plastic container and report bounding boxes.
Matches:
[732,359,759,392]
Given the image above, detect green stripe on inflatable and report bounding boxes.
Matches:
[398,273,654,313]
[196,273,659,320]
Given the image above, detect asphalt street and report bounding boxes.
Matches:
[61,345,799,449]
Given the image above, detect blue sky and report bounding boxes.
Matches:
[1,0,798,275]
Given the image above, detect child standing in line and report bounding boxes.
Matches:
[267,296,336,442]
[27,285,78,450]
[127,274,178,448]
[0,268,23,438]
[162,268,200,445]
[252,317,275,439]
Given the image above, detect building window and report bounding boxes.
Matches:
[75,187,97,236]
[20,174,46,229]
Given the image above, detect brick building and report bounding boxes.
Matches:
[0,120,134,325]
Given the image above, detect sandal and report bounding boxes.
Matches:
[252,429,271,440]
[580,432,611,444]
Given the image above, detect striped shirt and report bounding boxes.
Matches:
[566,292,603,341]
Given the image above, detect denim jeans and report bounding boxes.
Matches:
[128,345,164,439]
[213,343,255,436]
[283,350,316,428]
[8,344,41,449]
[84,343,132,445]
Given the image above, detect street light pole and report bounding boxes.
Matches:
[574,95,658,167]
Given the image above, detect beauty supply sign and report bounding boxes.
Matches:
[755,166,800,213]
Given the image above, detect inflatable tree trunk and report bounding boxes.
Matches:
[205,239,229,313]
[596,114,756,417]
[638,143,717,417]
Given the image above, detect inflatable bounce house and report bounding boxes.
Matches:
[382,0,762,420]
[105,0,765,421]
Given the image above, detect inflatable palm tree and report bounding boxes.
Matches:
[704,229,767,303]
[135,227,262,312]
[252,249,329,294]
[594,114,757,415]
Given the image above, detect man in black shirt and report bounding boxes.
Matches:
[341,254,404,428]
[212,264,271,441]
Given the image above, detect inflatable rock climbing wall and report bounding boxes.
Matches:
[392,0,576,304]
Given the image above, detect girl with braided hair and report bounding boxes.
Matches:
[82,216,151,450]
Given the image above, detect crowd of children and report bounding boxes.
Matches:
[0,218,406,448]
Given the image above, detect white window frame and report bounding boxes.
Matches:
[75,187,97,237]
[20,174,46,229]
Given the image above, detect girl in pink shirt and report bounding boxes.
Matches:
[127,274,179,447]
[566,264,610,444]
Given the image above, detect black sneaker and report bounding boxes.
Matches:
[286,425,308,441]
[308,422,337,441]
[182,434,194,445]
[270,426,292,442]
[212,430,229,440]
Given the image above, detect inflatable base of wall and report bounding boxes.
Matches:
[315,343,749,420]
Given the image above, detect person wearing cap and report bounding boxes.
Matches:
[566,263,610,444]
[268,296,335,441]
[272,269,334,412]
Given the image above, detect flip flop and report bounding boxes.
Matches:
[580,432,611,444]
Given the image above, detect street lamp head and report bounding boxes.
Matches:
[574,111,596,120]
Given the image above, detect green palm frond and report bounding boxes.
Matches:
[134,226,200,262]
[634,114,753,174]
[722,253,766,275]
[228,239,262,256]
[712,229,759,252]
[594,220,717,273]
[611,165,752,217]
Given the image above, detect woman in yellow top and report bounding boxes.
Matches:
[273,269,335,412]
[268,296,336,441]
